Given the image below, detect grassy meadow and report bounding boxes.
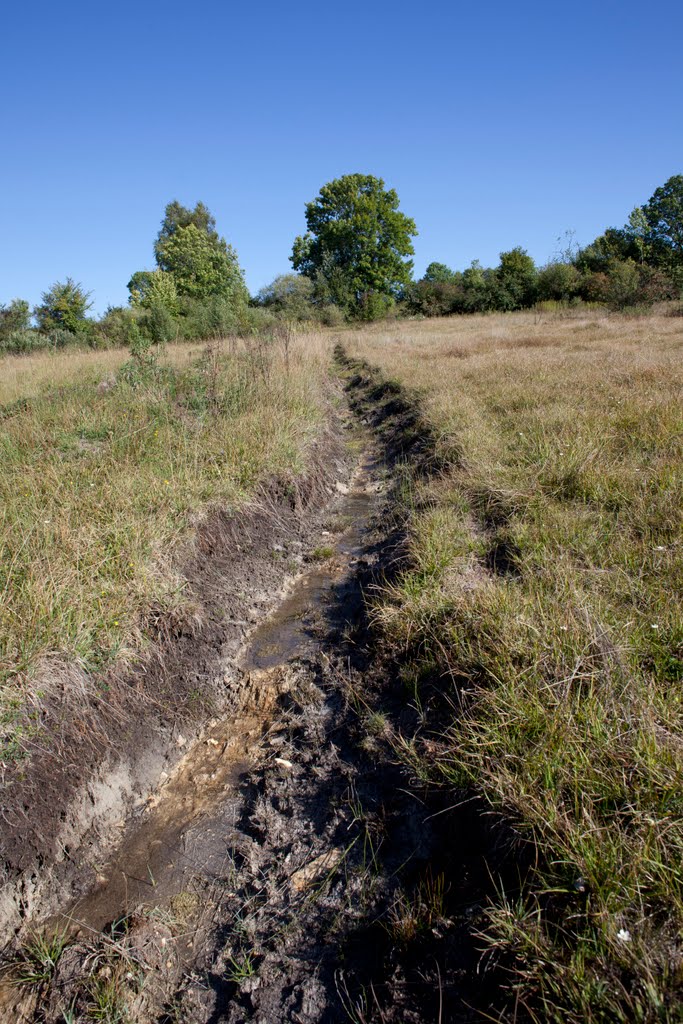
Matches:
[0,334,330,758]
[346,311,683,1022]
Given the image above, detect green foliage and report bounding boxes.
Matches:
[0,299,31,341]
[537,261,581,302]
[576,227,639,273]
[128,269,179,313]
[496,246,538,309]
[34,278,93,334]
[178,295,241,339]
[156,224,247,304]
[154,199,219,270]
[0,330,46,355]
[256,273,316,320]
[641,173,683,270]
[94,306,143,348]
[140,302,177,343]
[423,261,456,283]
[408,278,463,317]
[291,173,417,318]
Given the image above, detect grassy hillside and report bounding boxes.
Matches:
[346,311,683,1022]
[0,335,330,761]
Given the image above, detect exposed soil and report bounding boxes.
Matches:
[0,353,521,1023]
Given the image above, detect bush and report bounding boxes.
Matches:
[407,279,463,317]
[256,274,317,321]
[178,296,242,340]
[141,302,177,344]
[0,330,48,355]
[537,262,581,302]
[94,306,144,349]
[0,299,31,342]
[236,305,278,336]
[356,291,396,322]
[315,304,346,327]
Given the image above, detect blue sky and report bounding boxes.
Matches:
[1,0,682,314]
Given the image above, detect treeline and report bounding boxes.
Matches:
[1,174,682,355]
[0,202,272,356]
[408,175,683,317]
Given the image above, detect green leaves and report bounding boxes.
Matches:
[34,278,93,334]
[155,224,247,303]
[291,173,417,318]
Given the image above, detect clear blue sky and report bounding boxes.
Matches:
[1,0,682,314]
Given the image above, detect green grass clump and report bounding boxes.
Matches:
[348,311,683,1022]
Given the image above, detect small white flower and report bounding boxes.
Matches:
[617,928,631,943]
[651,624,659,630]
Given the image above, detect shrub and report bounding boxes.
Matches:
[94,306,144,348]
[140,302,177,343]
[316,303,346,327]
[34,278,93,334]
[0,299,31,342]
[0,330,48,355]
[408,279,463,317]
[256,274,317,321]
[537,262,581,302]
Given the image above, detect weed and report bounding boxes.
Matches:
[311,544,335,560]
[13,928,68,986]
[225,951,256,983]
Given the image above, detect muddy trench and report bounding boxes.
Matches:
[1,357,518,1023]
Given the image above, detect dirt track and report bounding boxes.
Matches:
[0,354,517,1023]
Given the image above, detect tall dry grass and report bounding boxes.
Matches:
[345,311,683,1022]
[0,333,331,755]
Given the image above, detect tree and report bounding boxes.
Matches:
[423,261,456,283]
[34,279,93,333]
[537,262,580,302]
[154,200,219,269]
[156,223,248,303]
[641,174,683,271]
[496,247,537,309]
[576,228,639,273]
[291,173,417,318]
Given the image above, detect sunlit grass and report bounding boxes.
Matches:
[0,334,331,746]
[345,310,683,1022]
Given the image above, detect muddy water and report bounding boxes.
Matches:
[57,453,384,935]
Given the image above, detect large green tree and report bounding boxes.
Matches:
[641,174,683,270]
[496,247,538,309]
[154,200,220,270]
[129,201,248,309]
[156,224,247,302]
[291,174,417,317]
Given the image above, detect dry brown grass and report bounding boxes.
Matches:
[344,310,683,1022]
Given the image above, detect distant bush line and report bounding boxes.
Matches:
[2,175,682,355]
